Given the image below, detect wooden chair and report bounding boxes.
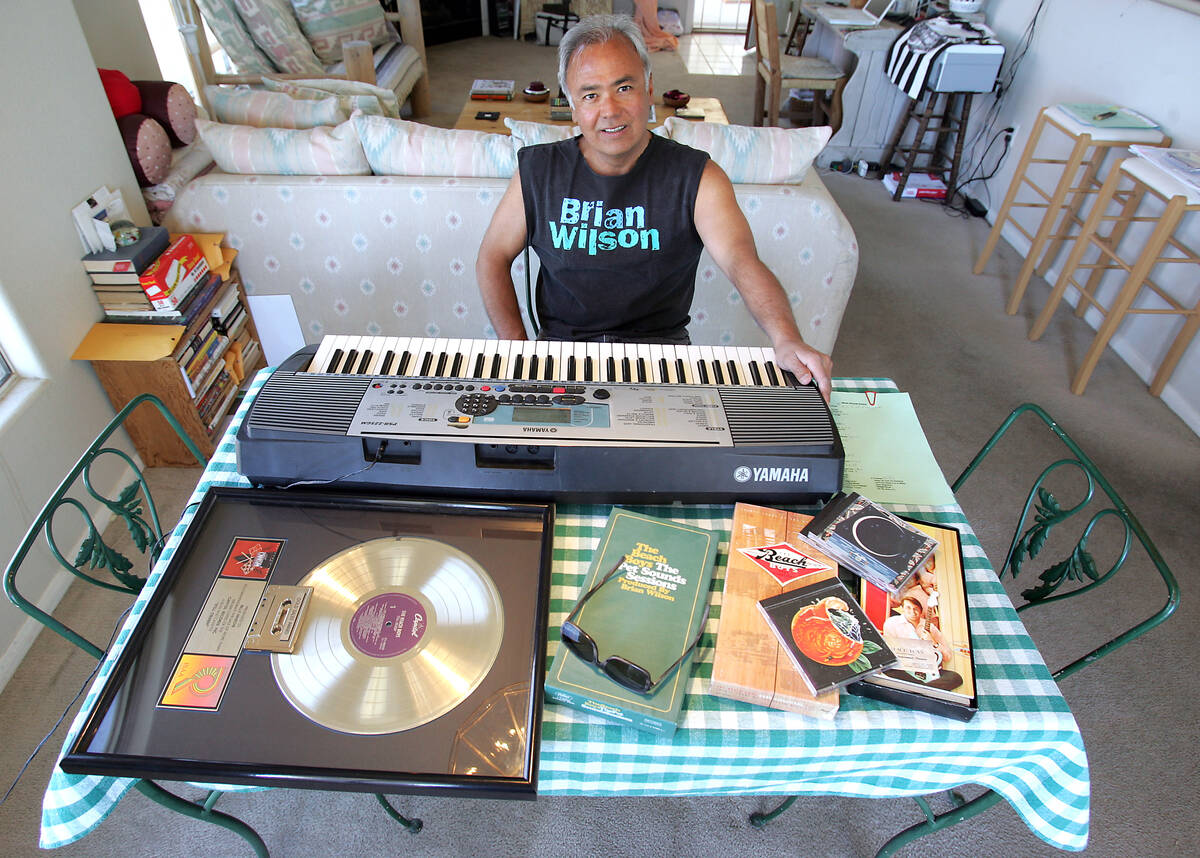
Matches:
[177,0,431,117]
[749,402,1180,856]
[751,0,846,130]
[1027,155,1200,396]
[974,105,1169,315]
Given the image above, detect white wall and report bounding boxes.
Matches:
[0,0,153,688]
[970,0,1200,434]
[72,0,160,79]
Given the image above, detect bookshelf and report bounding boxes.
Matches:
[73,255,264,466]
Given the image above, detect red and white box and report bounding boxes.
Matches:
[882,171,948,200]
[138,235,210,310]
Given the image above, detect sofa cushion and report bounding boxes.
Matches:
[206,85,347,128]
[263,76,400,117]
[352,114,516,177]
[195,0,276,73]
[290,0,393,65]
[195,117,370,175]
[661,119,831,184]
[233,0,325,74]
[134,81,198,147]
[504,118,576,152]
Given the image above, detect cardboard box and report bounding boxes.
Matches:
[139,235,210,311]
[883,171,948,200]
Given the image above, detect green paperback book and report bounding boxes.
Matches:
[544,508,717,737]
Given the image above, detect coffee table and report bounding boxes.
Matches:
[453,96,729,133]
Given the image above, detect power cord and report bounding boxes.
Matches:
[0,603,134,807]
[280,440,389,490]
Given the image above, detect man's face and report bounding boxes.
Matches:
[566,35,653,174]
[901,599,922,625]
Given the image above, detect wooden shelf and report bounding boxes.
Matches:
[74,260,263,466]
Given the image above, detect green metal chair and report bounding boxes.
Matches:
[3,394,270,855]
[5,393,425,855]
[749,402,1181,854]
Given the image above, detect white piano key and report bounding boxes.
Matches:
[308,335,340,373]
[334,335,365,374]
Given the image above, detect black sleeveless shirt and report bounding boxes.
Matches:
[518,133,709,340]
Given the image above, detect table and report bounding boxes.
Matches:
[453,96,729,133]
[798,3,910,168]
[40,374,1089,852]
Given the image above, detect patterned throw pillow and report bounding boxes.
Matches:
[290,0,393,65]
[352,114,517,177]
[195,117,370,175]
[661,119,832,184]
[262,77,400,118]
[195,0,276,73]
[205,85,347,128]
[504,119,578,155]
[232,0,325,74]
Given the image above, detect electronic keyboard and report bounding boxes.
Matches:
[236,338,843,504]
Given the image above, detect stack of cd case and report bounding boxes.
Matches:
[799,492,938,594]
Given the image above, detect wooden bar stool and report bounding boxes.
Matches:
[881,89,973,201]
[1028,155,1200,396]
[974,105,1169,315]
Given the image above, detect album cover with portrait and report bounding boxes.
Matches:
[800,492,938,593]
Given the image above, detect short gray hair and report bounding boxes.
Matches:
[557,14,651,108]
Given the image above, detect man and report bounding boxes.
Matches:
[475,14,833,398]
[882,595,963,691]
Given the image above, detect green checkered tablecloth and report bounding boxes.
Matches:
[40,374,1089,851]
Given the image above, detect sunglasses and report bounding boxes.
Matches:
[560,555,711,694]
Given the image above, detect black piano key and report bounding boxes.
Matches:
[398,351,412,375]
[325,348,343,373]
[544,355,554,379]
[489,353,501,378]
[512,354,524,379]
[450,353,463,376]
[764,361,780,386]
[356,350,373,374]
[782,369,801,387]
[620,358,631,383]
[636,358,647,383]
[675,358,687,383]
[748,361,763,386]
[472,353,485,378]
[567,355,577,380]
[528,355,539,379]
[697,361,710,384]
[343,350,358,375]
[606,357,616,382]
[657,358,670,383]
[418,352,433,376]
[381,351,395,375]
[584,356,594,381]
[712,361,725,385]
[726,360,740,385]
[434,352,448,376]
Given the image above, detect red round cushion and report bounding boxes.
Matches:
[133,80,197,147]
[99,68,141,118]
[117,114,172,186]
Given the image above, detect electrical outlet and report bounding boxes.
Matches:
[1007,124,1020,145]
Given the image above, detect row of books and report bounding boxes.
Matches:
[545,499,977,738]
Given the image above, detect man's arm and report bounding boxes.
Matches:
[692,161,833,399]
[476,169,531,340]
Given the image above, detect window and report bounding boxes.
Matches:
[0,345,13,394]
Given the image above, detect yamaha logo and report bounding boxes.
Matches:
[734,466,751,483]
[734,465,811,483]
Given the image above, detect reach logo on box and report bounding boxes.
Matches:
[139,235,210,311]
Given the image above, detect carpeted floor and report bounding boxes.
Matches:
[0,33,1196,858]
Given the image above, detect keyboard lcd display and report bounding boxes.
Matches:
[511,406,571,424]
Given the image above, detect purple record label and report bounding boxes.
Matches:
[349,592,427,658]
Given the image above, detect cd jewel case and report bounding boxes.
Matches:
[63,487,553,799]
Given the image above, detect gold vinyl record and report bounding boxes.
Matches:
[271,537,504,735]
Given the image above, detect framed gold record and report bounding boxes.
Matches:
[63,488,553,799]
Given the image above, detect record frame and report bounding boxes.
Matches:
[62,487,554,799]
